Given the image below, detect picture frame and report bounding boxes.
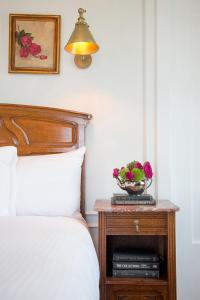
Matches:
[9,14,61,74]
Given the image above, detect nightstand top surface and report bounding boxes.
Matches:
[94,199,179,212]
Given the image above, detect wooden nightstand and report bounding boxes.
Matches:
[94,200,179,300]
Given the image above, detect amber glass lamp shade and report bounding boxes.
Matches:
[64,8,99,68]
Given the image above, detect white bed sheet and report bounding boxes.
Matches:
[0,216,99,300]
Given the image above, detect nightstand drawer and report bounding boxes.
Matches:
[106,213,167,235]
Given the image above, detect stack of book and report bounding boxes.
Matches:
[112,250,160,278]
[111,194,156,205]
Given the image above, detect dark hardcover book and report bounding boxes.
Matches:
[111,198,156,205]
[113,250,159,262]
[111,194,156,205]
[113,261,159,270]
[113,193,154,201]
[112,269,160,278]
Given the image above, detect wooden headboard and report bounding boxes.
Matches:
[0,103,92,217]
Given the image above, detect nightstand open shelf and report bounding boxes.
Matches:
[94,199,179,300]
[106,235,168,280]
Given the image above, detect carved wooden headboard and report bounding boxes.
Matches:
[0,103,92,217]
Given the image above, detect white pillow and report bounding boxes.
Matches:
[16,147,85,217]
[0,146,17,216]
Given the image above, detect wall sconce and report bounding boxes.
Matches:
[64,8,99,69]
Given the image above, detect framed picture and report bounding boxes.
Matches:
[9,14,60,74]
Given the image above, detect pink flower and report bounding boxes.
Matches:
[30,43,41,56]
[135,161,143,169]
[143,161,153,179]
[126,171,134,181]
[39,55,48,60]
[113,168,119,178]
[21,35,32,47]
[19,47,30,58]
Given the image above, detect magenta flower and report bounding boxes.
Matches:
[143,161,153,179]
[135,161,143,169]
[19,47,30,58]
[39,55,48,60]
[126,171,134,181]
[21,35,32,47]
[30,43,41,56]
[113,168,119,178]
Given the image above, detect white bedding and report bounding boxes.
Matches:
[0,216,99,300]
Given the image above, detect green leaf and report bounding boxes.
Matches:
[119,167,128,181]
[20,30,25,36]
[15,31,22,46]
[16,30,25,46]
[15,31,19,39]
[17,37,22,47]
[132,168,145,182]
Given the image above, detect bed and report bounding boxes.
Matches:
[0,104,99,300]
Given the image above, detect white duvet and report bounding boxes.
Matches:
[0,216,99,300]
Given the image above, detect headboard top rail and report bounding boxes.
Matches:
[0,103,92,121]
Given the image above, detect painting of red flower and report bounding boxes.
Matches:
[9,14,60,74]
[16,29,47,60]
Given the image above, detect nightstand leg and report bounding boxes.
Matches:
[99,212,106,300]
[168,212,177,300]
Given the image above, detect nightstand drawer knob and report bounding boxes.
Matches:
[134,220,139,232]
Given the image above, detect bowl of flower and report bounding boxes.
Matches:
[113,161,153,195]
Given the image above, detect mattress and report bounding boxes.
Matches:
[0,216,99,300]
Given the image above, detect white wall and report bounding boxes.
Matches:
[1,1,200,299]
[157,1,200,299]
[0,0,145,212]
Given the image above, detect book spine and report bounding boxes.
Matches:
[111,199,156,205]
[113,254,159,262]
[112,194,154,201]
[113,262,159,270]
[112,269,159,278]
